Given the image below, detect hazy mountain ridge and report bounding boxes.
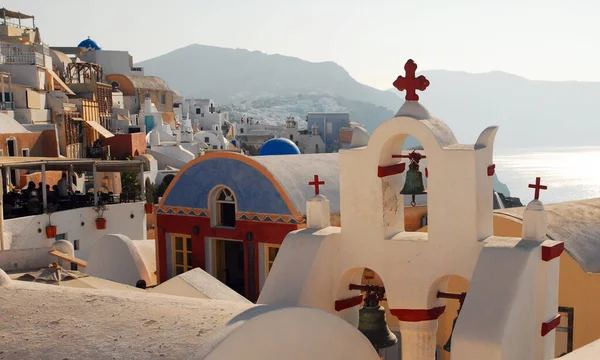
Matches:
[137,44,600,148]
[137,44,400,110]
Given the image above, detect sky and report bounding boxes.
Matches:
[6,0,600,90]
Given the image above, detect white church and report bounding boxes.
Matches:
[2,59,599,360]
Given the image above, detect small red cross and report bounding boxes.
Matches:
[393,59,430,101]
[528,177,548,200]
[309,175,325,195]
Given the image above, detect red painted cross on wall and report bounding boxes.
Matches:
[393,59,430,101]
[309,175,325,195]
[528,177,548,200]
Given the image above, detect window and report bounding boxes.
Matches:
[315,144,319,153]
[556,307,574,355]
[326,122,333,134]
[55,233,67,241]
[265,244,280,276]
[220,145,223,149]
[196,108,201,115]
[215,188,236,227]
[212,145,218,149]
[289,134,294,141]
[21,148,30,157]
[240,128,244,134]
[204,137,210,143]
[160,94,166,104]
[172,234,193,275]
[7,139,15,156]
[73,240,80,250]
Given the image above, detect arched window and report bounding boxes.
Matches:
[214,188,236,228]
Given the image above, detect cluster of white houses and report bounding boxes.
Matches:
[5,6,600,360]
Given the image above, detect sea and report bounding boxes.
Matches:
[494,146,600,205]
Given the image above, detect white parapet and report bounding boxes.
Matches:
[306,194,331,229]
[522,200,548,241]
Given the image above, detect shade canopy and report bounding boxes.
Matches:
[0,157,143,173]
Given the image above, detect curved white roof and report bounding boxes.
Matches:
[495,198,600,273]
[1,278,379,360]
[252,153,340,215]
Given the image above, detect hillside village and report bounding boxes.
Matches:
[0,6,600,360]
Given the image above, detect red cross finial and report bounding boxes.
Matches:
[309,175,325,195]
[393,59,430,101]
[528,177,548,200]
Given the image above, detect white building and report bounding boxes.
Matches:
[259,60,564,360]
[0,157,147,270]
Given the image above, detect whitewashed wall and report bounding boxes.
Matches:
[1,202,146,270]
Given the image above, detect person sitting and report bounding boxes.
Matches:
[22,181,36,198]
[57,173,71,198]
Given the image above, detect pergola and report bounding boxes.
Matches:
[0,157,144,211]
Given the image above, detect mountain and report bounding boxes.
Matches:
[137,44,600,148]
[136,44,400,110]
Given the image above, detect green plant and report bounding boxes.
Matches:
[145,182,156,203]
[93,201,108,219]
[46,202,59,225]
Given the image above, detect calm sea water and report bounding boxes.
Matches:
[494,146,600,204]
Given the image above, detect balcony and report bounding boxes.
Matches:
[0,43,48,66]
[1,157,145,220]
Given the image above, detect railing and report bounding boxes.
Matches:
[0,43,47,66]
[87,145,111,159]
[0,101,14,110]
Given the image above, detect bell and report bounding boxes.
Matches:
[400,162,427,206]
[357,302,398,350]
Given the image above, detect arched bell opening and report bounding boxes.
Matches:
[428,274,470,360]
[336,267,400,358]
[378,131,430,237]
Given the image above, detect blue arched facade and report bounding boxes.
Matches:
[162,157,292,215]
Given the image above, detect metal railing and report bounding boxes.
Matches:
[0,43,48,66]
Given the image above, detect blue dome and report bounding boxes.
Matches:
[259,138,301,156]
[77,37,101,50]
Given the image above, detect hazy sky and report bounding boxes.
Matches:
[6,0,600,90]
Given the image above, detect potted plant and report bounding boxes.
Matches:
[94,201,108,230]
[144,182,155,214]
[45,203,59,239]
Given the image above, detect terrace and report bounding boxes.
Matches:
[1,157,145,219]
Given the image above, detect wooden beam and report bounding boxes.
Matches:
[48,249,88,267]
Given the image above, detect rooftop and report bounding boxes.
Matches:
[0,156,143,172]
[495,197,600,273]
[0,279,254,359]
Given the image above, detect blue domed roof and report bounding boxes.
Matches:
[78,37,101,50]
[259,138,301,156]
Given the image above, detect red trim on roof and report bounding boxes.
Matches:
[390,306,446,322]
[542,242,564,262]
[541,314,561,336]
[378,163,406,178]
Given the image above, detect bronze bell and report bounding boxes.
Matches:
[352,284,398,351]
[400,161,427,206]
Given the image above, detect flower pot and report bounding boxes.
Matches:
[96,218,107,230]
[144,202,153,214]
[45,225,57,239]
